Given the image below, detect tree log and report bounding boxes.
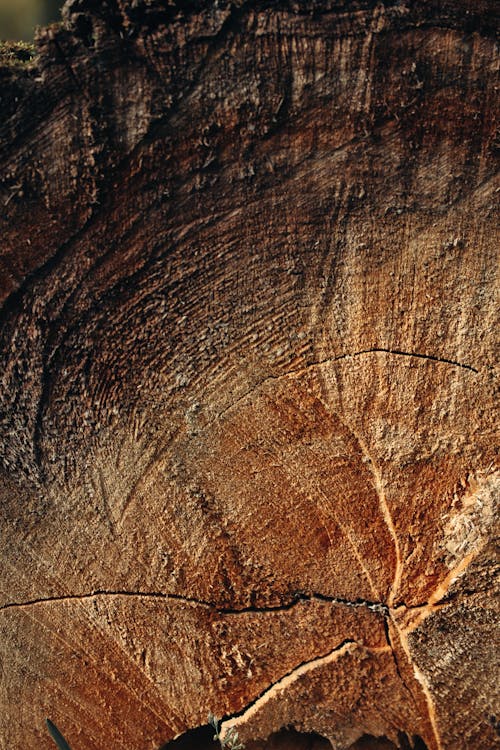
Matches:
[0,2,498,749]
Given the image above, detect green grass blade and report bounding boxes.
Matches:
[46,719,72,750]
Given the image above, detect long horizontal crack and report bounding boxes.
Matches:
[0,585,466,616]
[0,590,213,612]
[219,591,389,615]
[354,348,478,373]
[0,589,389,615]
[1,586,462,749]
[215,347,477,423]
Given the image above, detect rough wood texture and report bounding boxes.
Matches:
[0,1,498,749]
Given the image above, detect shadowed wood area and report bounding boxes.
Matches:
[0,1,498,749]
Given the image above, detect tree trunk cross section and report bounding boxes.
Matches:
[0,1,498,749]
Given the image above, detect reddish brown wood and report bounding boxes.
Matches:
[0,2,498,749]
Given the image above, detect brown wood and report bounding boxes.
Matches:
[0,2,498,749]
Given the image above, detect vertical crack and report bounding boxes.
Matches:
[388,614,443,750]
[383,615,405,687]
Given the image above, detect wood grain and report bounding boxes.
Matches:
[0,2,498,748]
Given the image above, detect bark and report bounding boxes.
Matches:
[0,1,498,749]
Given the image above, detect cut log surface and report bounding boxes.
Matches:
[0,1,498,749]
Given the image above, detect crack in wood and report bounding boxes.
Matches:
[0,545,476,615]
[0,590,213,613]
[368,463,401,606]
[51,34,90,104]
[383,617,405,686]
[391,552,479,639]
[389,617,443,750]
[384,550,483,750]
[215,592,455,750]
[0,550,477,750]
[214,347,478,424]
[219,639,394,742]
[0,569,474,750]
[207,348,479,617]
[383,615,438,750]
[0,589,389,614]
[362,348,478,372]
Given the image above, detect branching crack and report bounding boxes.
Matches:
[0,561,472,750]
[0,582,465,617]
[383,618,439,750]
[1,585,460,750]
[338,420,402,607]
